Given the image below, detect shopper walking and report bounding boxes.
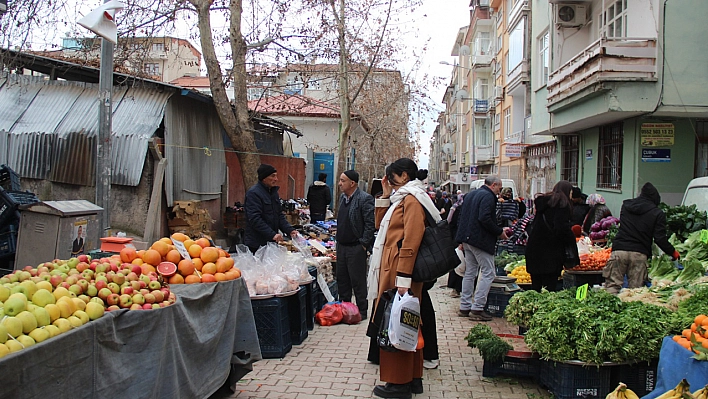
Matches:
[604,182,678,294]
[336,170,375,319]
[455,176,507,321]
[367,158,438,399]
[244,164,298,254]
[307,172,332,223]
[525,180,579,292]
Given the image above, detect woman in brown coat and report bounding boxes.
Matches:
[368,158,441,399]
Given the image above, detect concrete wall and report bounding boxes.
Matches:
[529,0,550,136]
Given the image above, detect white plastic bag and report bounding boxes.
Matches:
[454,248,466,277]
[388,291,420,352]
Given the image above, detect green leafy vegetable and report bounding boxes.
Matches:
[659,203,708,242]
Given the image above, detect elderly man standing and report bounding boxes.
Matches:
[455,176,507,321]
[336,170,375,319]
[244,164,298,254]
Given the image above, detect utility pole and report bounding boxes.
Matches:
[97,34,113,237]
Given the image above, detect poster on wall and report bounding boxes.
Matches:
[640,123,674,147]
[505,144,523,158]
[72,220,88,256]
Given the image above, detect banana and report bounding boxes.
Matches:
[693,385,708,399]
[653,379,695,399]
[606,383,640,399]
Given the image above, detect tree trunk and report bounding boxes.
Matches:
[332,0,351,210]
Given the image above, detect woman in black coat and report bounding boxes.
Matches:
[525,180,579,292]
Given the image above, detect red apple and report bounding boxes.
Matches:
[120,286,134,296]
[60,282,71,290]
[151,290,164,302]
[139,288,150,296]
[126,272,138,282]
[142,304,153,310]
[119,294,133,308]
[50,275,64,288]
[95,280,108,291]
[98,288,112,301]
[106,293,120,306]
[77,254,89,263]
[106,305,120,311]
[131,265,142,275]
[144,293,156,304]
[138,280,147,289]
[75,262,89,273]
[129,303,143,311]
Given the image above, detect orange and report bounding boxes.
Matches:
[692,323,698,333]
[215,257,234,273]
[183,239,195,249]
[683,329,692,339]
[171,232,189,242]
[225,268,241,280]
[214,272,227,282]
[177,259,195,277]
[695,315,707,326]
[202,262,217,275]
[136,250,145,259]
[131,258,144,266]
[151,241,170,257]
[165,250,182,264]
[141,264,156,275]
[142,249,162,266]
[187,244,202,259]
[702,317,708,328]
[673,335,681,342]
[168,274,184,284]
[159,237,173,245]
[703,339,708,350]
[201,273,216,283]
[192,258,204,272]
[120,247,138,263]
[195,238,211,248]
[200,247,219,263]
[184,275,201,284]
[217,249,228,258]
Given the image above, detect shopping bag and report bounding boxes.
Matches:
[315,303,343,326]
[388,291,421,352]
[340,301,362,324]
[454,247,465,277]
[376,292,397,352]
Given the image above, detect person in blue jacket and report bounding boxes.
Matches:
[244,164,298,253]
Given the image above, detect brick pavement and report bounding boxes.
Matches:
[211,280,551,399]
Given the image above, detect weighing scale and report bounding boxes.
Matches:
[489,276,522,293]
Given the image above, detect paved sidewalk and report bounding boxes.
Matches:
[212,280,550,399]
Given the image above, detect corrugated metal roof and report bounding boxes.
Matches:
[0,75,173,186]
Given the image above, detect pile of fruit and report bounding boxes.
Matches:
[633,379,708,399]
[574,247,612,271]
[121,233,241,284]
[605,382,640,399]
[672,314,708,360]
[0,255,177,358]
[509,265,531,284]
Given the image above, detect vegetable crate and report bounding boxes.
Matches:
[304,280,318,330]
[609,360,658,398]
[0,165,20,191]
[0,224,18,258]
[287,286,308,345]
[538,360,612,399]
[484,290,517,318]
[562,271,604,290]
[251,297,292,358]
[0,187,40,228]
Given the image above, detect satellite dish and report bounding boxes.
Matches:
[446,122,454,130]
[442,143,454,154]
[456,89,469,101]
[459,45,471,56]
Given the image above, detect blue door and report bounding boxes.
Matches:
[313,152,335,207]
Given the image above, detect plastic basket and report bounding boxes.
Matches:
[562,271,604,289]
[538,360,612,399]
[251,297,292,358]
[484,290,516,318]
[610,360,658,397]
[0,187,39,227]
[87,249,118,260]
[287,286,308,345]
[327,280,338,302]
[0,165,20,191]
[483,355,538,378]
[305,280,318,330]
[0,224,18,258]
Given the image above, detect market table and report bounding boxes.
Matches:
[642,336,708,399]
[0,277,261,399]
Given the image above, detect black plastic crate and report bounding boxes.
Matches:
[519,325,529,335]
[305,280,318,330]
[538,360,612,399]
[87,249,118,260]
[328,280,338,302]
[484,290,516,318]
[0,224,18,258]
[483,355,538,378]
[610,360,658,398]
[0,165,20,191]
[563,271,604,290]
[0,187,39,227]
[251,297,292,358]
[287,286,308,345]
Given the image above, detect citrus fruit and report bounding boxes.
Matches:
[159,237,173,245]
[187,244,202,259]
[151,241,170,257]
[185,275,201,284]
[177,259,195,276]
[165,250,181,264]
[192,258,204,272]
[215,257,234,273]
[141,264,156,275]
[120,247,137,263]
[171,232,189,242]
[131,258,144,266]
[200,247,219,263]
[142,249,162,266]
[214,273,227,282]
[195,238,211,248]
[183,239,195,249]
[157,262,177,277]
[202,262,217,275]
[167,274,184,284]
[201,274,216,283]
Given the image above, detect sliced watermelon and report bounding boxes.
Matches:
[157,261,177,277]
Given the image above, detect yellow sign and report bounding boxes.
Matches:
[640,123,674,147]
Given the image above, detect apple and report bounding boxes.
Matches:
[17,271,32,281]
[77,254,89,263]
[161,301,171,307]
[107,283,120,294]
[131,265,142,275]
[50,275,64,288]
[40,273,52,282]
[106,293,120,306]
[130,281,141,291]
[97,288,112,301]
[96,263,109,273]
[110,263,118,273]
[143,293,156,304]
[160,287,170,299]
[129,303,143,311]
[57,264,70,274]
[139,274,151,285]
[107,305,120,312]
[142,304,153,310]
[126,272,138,282]
[86,284,98,297]
[139,289,150,296]
[168,293,176,302]
[90,297,104,306]
[89,262,97,271]
[138,280,147,289]
[120,286,134,296]
[68,284,82,296]
[132,293,145,305]
[59,282,71,290]
[81,270,94,280]
[95,280,108,291]
[75,262,89,273]
[112,273,125,285]
[95,272,107,280]
[118,294,132,308]
[151,290,164,302]
[76,279,89,293]
[151,304,160,310]
[148,280,161,290]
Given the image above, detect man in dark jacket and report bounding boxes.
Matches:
[604,182,678,294]
[307,173,332,223]
[336,170,375,319]
[455,176,507,321]
[570,186,590,227]
[244,164,298,254]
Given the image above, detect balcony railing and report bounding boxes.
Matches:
[476,145,494,162]
[474,99,489,113]
[547,38,658,106]
[505,130,524,144]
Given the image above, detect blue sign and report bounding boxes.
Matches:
[470,166,477,174]
[641,148,671,162]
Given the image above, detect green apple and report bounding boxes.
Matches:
[73,310,89,325]
[0,324,7,343]
[2,316,23,337]
[52,318,72,333]
[44,324,60,338]
[16,311,38,334]
[3,295,27,316]
[85,302,105,320]
[28,328,50,343]
[5,339,23,353]
[0,343,9,358]
[31,289,55,307]
[31,307,51,327]
[19,281,38,298]
[44,304,60,323]
[52,287,71,301]
[0,285,10,302]
[67,316,83,328]
[16,334,35,348]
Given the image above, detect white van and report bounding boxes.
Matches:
[681,177,708,212]
[468,178,518,198]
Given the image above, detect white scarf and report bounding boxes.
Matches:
[366,179,442,300]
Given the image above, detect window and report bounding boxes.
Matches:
[497,34,503,55]
[152,43,164,52]
[599,0,627,38]
[475,120,491,146]
[475,78,489,99]
[508,21,524,72]
[143,63,160,75]
[475,32,491,55]
[597,122,623,189]
[306,77,321,90]
[285,74,303,94]
[560,135,579,185]
[330,78,339,90]
[503,108,511,138]
[494,113,501,131]
[538,31,549,87]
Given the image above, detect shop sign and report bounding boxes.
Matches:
[505,144,523,158]
[585,149,593,160]
[641,148,671,162]
[172,239,192,260]
[640,123,674,147]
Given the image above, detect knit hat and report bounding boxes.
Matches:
[257,164,277,181]
[343,170,359,183]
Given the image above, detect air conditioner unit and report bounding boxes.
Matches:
[556,4,587,27]
[479,0,490,7]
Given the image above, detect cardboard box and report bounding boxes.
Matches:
[168,200,214,237]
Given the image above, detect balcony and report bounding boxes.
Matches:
[476,145,494,163]
[474,99,489,113]
[505,130,523,144]
[472,52,493,67]
[547,38,658,107]
[507,59,530,93]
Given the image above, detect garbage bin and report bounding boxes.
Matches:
[14,200,103,269]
